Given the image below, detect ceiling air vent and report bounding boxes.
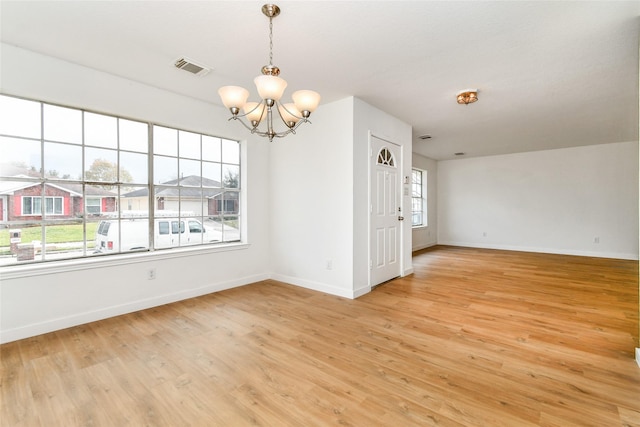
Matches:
[174,57,211,76]
[418,134,432,140]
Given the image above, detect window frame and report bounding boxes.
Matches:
[0,93,245,268]
[411,168,427,228]
[21,196,64,216]
[85,197,102,215]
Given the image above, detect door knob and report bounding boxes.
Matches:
[398,216,404,221]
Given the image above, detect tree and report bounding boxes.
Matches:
[85,159,133,189]
[223,169,239,188]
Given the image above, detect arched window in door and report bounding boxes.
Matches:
[377,147,395,167]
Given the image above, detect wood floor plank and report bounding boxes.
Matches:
[1,246,638,426]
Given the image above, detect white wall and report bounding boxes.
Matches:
[269,97,355,298]
[412,153,438,252]
[0,44,271,343]
[269,96,413,298]
[438,141,639,259]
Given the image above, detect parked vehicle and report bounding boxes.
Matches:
[94,211,215,253]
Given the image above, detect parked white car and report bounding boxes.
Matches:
[94,211,215,253]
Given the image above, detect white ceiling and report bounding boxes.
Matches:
[1,1,638,160]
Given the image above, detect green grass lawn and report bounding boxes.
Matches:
[0,223,99,247]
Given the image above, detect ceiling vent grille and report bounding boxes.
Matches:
[174,57,211,76]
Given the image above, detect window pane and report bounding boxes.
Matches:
[34,197,42,215]
[43,104,82,144]
[222,164,240,188]
[85,112,117,148]
[202,136,221,162]
[153,126,177,156]
[86,198,101,214]
[1,136,41,177]
[154,216,178,249]
[121,185,150,213]
[22,197,33,215]
[44,142,82,180]
[86,184,117,216]
[180,159,200,184]
[179,130,200,159]
[42,220,87,260]
[45,197,53,215]
[179,188,204,217]
[202,161,221,186]
[154,186,178,213]
[120,119,148,153]
[154,155,178,185]
[0,96,41,138]
[85,219,102,256]
[85,148,118,183]
[120,151,148,185]
[222,216,240,242]
[222,139,239,164]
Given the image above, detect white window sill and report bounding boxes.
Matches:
[0,242,250,280]
[412,225,429,230]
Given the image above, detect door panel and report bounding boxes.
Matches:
[370,136,402,286]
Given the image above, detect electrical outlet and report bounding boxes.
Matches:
[593,237,600,244]
[482,232,487,237]
[326,260,333,270]
[148,268,156,280]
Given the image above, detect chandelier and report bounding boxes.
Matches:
[218,4,321,142]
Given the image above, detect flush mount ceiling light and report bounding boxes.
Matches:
[457,89,478,105]
[218,4,321,142]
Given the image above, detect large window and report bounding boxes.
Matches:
[411,169,426,227]
[0,94,241,265]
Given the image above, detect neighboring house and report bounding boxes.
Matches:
[0,166,117,223]
[123,175,239,217]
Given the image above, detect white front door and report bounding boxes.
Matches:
[370,136,402,286]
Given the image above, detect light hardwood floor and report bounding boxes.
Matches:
[1,246,639,426]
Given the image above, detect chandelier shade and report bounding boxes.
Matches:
[244,102,266,125]
[218,86,250,111]
[278,103,302,127]
[218,4,320,141]
[254,75,288,102]
[292,90,321,115]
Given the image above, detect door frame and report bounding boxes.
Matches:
[368,132,405,288]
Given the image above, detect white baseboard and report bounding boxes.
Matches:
[0,273,270,344]
[437,241,638,261]
[270,273,356,299]
[412,242,437,252]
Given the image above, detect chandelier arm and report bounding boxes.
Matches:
[228,101,264,121]
[278,102,306,121]
[230,116,261,132]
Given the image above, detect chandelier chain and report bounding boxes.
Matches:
[268,17,273,66]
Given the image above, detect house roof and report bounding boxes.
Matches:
[0,164,117,197]
[123,175,226,199]
[1,1,637,160]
